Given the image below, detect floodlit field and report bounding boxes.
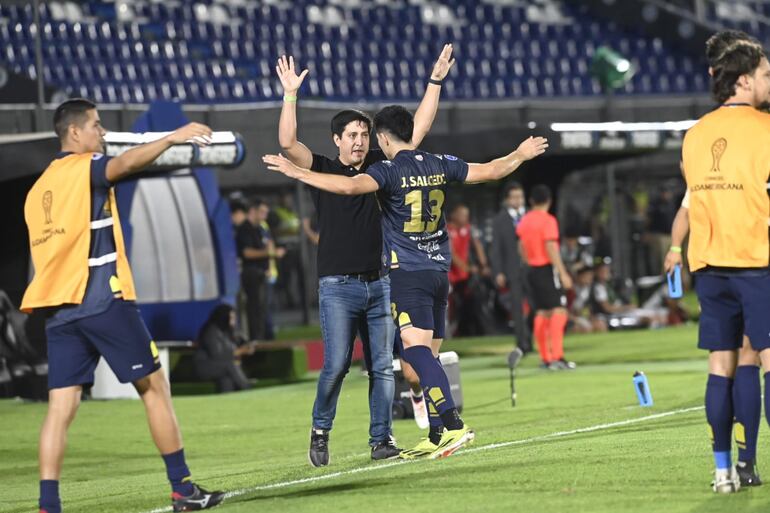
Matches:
[2,325,768,513]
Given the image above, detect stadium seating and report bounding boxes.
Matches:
[704,1,770,44]
[0,0,709,103]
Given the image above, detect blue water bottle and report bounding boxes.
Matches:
[633,371,653,407]
[667,264,683,298]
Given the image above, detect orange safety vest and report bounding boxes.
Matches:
[20,153,136,313]
[682,106,770,271]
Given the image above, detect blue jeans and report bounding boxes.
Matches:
[313,274,395,445]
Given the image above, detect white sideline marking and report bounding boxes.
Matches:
[462,405,704,455]
[140,405,703,513]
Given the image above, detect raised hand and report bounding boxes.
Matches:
[430,43,456,81]
[166,122,213,146]
[516,136,549,161]
[275,55,309,94]
[262,153,305,179]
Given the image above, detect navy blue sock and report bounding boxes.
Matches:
[39,480,60,513]
[434,355,463,430]
[427,355,445,442]
[162,449,194,496]
[733,365,761,462]
[403,346,460,430]
[427,399,443,444]
[765,373,770,433]
[706,374,734,470]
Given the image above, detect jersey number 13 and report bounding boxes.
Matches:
[403,189,445,233]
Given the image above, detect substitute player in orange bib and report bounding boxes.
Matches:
[24,99,225,512]
[664,30,766,489]
[681,34,770,493]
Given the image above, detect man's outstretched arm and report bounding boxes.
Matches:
[464,136,548,184]
[105,123,213,182]
[276,55,313,168]
[412,44,456,146]
[263,154,379,195]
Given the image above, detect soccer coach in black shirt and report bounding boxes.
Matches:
[275,45,455,466]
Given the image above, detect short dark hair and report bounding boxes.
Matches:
[576,264,594,275]
[230,199,247,214]
[53,98,96,139]
[710,37,767,103]
[705,30,759,67]
[503,181,524,197]
[529,184,552,206]
[373,105,414,143]
[248,197,266,210]
[330,109,372,138]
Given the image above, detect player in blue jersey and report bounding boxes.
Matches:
[264,106,547,458]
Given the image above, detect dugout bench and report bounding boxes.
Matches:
[91,340,308,399]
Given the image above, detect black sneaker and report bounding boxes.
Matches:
[371,435,402,460]
[737,459,762,486]
[172,484,225,511]
[309,428,330,467]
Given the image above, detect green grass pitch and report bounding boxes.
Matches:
[2,324,769,513]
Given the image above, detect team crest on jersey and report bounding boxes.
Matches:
[92,153,104,160]
[415,155,423,161]
[444,154,458,161]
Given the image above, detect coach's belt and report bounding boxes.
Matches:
[345,270,382,282]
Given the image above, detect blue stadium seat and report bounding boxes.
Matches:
[0,0,713,103]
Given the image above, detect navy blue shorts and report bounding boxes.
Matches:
[695,272,770,352]
[389,268,448,340]
[46,300,161,389]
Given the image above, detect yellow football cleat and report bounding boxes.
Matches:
[398,438,438,460]
[429,425,475,459]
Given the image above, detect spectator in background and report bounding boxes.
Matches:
[561,232,594,277]
[302,211,320,246]
[229,197,248,337]
[630,185,652,278]
[489,181,532,353]
[301,208,321,308]
[236,199,285,341]
[517,185,576,370]
[646,184,679,274]
[261,203,284,340]
[568,265,607,333]
[447,204,491,336]
[230,198,247,229]
[194,304,254,393]
[590,259,667,328]
[270,192,303,310]
[272,192,302,240]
